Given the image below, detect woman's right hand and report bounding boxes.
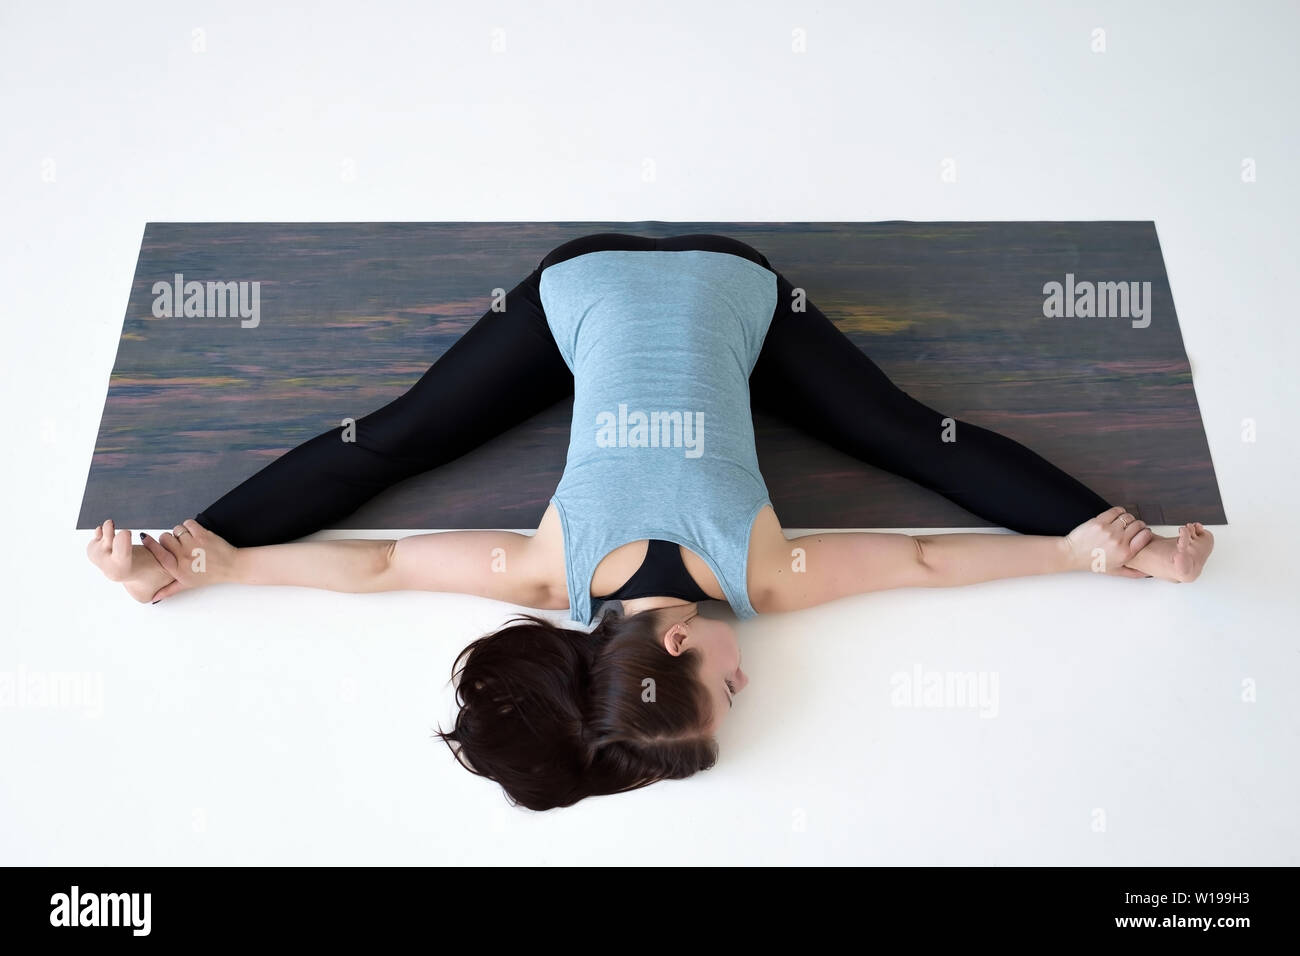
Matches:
[140,519,237,601]
[1064,506,1152,577]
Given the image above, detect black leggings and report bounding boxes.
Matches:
[194,233,1110,545]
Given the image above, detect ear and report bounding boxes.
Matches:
[662,622,688,657]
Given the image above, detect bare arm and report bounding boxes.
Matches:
[145,519,564,609]
[752,506,1151,614]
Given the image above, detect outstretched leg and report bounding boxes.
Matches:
[747,266,1213,581]
[748,270,1111,537]
[194,265,572,546]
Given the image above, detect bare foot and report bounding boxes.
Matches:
[119,552,172,604]
[1123,523,1215,583]
[1173,522,1214,582]
[85,519,175,602]
[86,518,132,581]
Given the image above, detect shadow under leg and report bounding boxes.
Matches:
[195,268,573,546]
[749,274,1111,537]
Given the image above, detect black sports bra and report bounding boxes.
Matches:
[594,538,713,604]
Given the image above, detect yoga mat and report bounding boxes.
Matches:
[78,222,1225,532]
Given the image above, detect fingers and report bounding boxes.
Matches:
[159,521,206,556]
[1106,509,1137,553]
[1100,506,1125,523]
[150,578,186,602]
[1129,527,1154,553]
[1122,518,1149,549]
[139,533,179,574]
[102,518,116,552]
[1112,566,1148,579]
[145,520,210,602]
[158,531,185,558]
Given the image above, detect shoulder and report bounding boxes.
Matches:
[529,501,572,611]
[745,504,790,615]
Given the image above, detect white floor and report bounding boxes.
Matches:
[2,0,1297,865]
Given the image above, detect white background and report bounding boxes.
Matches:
[2,0,1296,864]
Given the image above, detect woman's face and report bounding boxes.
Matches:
[662,607,748,732]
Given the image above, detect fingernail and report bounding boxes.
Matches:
[151,599,160,605]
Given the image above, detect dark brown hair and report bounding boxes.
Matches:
[435,604,718,810]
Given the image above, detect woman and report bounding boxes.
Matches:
[87,232,1215,810]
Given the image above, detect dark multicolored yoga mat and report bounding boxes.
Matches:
[78,222,1225,531]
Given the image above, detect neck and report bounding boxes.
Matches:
[619,596,697,618]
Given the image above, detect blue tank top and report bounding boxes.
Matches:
[540,249,779,626]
